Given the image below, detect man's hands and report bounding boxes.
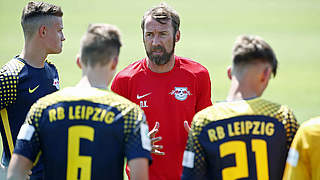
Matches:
[148,122,165,155]
[147,121,191,155]
[7,154,32,180]
[184,120,191,133]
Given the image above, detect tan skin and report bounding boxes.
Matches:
[226,62,272,101]
[20,16,65,68]
[143,16,180,73]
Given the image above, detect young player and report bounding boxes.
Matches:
[111,3,212,180]
[182,35,299,180]
[283,116,320,180]
[7,24,151,180]
[0,1,65,179]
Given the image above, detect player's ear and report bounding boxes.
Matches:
[76,56,82,69]
[110,56,118,71]
[175,30,180,42]
[227,66,232,80]
[39,25,47,38]
[261,66,272,83]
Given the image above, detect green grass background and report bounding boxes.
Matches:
[0,0,319,178]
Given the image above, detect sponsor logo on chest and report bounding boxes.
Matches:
[137,92,152,108]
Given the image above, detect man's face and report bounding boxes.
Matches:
[45,17,65,54]
[143,16,175,65]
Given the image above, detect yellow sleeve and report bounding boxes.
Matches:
[283,125,311,180]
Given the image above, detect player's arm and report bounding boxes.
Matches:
[128,157,149,180]
[181,117,207,180]
[282,149,310,180]
[7,153,32,180]
[282,125,310,180]
[124,106,152,179]
[7,103,42,180]
[282,107,299,149]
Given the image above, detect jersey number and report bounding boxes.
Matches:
[219,139,269,180]
[67,126,94,180]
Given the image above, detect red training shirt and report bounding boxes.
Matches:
[111,56,212,180]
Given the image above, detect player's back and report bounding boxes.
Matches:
[26,87,150,180]
[182,97,298,180]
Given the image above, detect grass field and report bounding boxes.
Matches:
[0,0,319,178]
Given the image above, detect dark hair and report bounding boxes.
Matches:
[141,2,180,35]
[21,1,63,38]
[232,35,278,76]
[80,24,122,67]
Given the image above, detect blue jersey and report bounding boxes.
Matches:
[181,98,298,180]
[0,57,59,175]
[14,87,152,180]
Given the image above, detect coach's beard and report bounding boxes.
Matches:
[146,45,175,65]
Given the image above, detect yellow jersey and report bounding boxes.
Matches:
[283,116,320,180]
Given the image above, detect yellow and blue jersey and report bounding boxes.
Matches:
[283,116,320,180]
[182,98,298,180]
[0,56,59,168]
[14,87,152,180]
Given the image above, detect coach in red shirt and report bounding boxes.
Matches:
[111,3,212,180]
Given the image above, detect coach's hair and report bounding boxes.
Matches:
[80,24,122,67]
[232,35,278,76]
[21,1,63,39]
[141,2,180,36]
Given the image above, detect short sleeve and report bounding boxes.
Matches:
[283,126,310,180]
[13,103,42,162]
[0,69,19,109]
[281,107,299,149]
[195,68,212,113]
[124,106,152,163]
[111,73,128,99]
[181,118,207,180]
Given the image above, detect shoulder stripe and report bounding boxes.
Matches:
[0,109,14,155]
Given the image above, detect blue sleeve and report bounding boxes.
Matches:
[182,121,207,180]
[0,68,19,109]
[124,106,152,164]
[13,105,41,162]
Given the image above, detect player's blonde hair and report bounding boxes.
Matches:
[232,35,278,76]
[79,24,122,67]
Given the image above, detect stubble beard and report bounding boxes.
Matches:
[145,42,175,65]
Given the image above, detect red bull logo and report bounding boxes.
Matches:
[169,87,191,101]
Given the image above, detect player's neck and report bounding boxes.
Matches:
[146,55,175,73]
[226,80,260,101]
[20,42,47,68]
[77,74,108,90]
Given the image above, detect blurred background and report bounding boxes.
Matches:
[0,0,319,178]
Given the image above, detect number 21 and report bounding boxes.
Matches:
[219,139,269,180]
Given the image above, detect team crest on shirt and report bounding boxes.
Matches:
[169,87,191,101]
[53,78,60,90]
